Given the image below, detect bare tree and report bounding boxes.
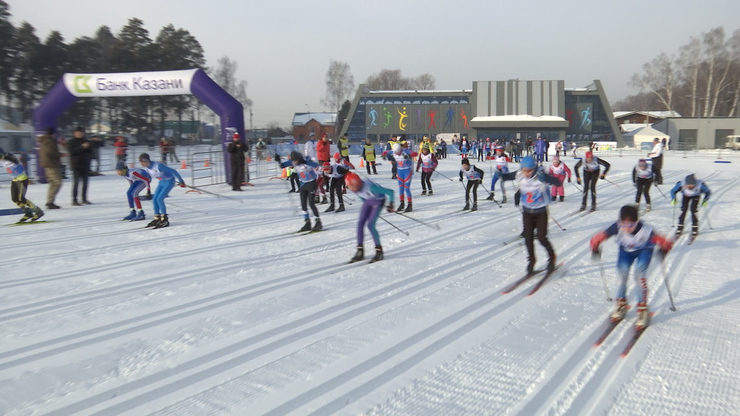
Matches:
[413,73,436,90]
[677,36,701,117]
[701,27,726,117]
[211,56,253,110]
[728,29,740,116]
[630,52,675,110]
[365,69,415,90]
[322,59,354,112]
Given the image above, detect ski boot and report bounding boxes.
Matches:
[547,255,557,273]
[635,302,650,329]
[675,224,684,237]
[349,245,364,263]
[428,190,433,196]
[421,190,427,196]
[154,214,169,228]
[397,200,405,211]
[526,258,535,275]
[335,204,345,213]
[146,215,162,228]
[370,246,384,263]
[590,203,597,212]
[404,202,413,213]
[501,195,507,204]
[123,209,137,221]
[18,211,33,222]
[133,210,146,221]
[610,298,628,322]
[579,204,586,212]
[463,202,470,211]
[325,204,335,213]
[691,226,698,237]
[634,202,640,210]
[470,202,478,211]
[485,192,494,201]
[299,219,312,232]
[559,196,564,202]
[646,203,651,212]
[30,208,44,222]
[312,218,322,231]
[320,195,328,204]
[72,199,82,206]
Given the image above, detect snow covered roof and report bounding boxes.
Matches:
[622,125,669,139]
[470,114,568,128]
[620,123,650,133]
[471,115,566,122]
[613,110,682,119]
[292,112,337,126]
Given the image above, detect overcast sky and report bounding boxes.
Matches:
[7,0,740,128]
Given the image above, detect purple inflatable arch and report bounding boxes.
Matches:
[33,68,244,184]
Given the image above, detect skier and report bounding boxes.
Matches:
[362,138,377,175]
[138,153,186,229]
[590,205,674,328]
[574,151,610,212]
[632,158,653,211]
[534,137,547,166]
[386,143,414,212]
[115,161,151,221]
[278,151,322,232]
[324,156,352,213]
[487,145,510,203]
[670,174,711,237]
[547,155,572,202]
[0,149,44,223]
[346,172,395,263]
[415,144,438,196]
[495,156,561,274]
[459,158,485,211]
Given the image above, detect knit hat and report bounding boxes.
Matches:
[685,174,696,186]
[345,171,362,189]
[290,150,302,162]
[392,143,402,153]
[585,151,593,159]
[620,204,639,221]
[461,158,470,166]
[520,156,536,169]
[139,153,151,162]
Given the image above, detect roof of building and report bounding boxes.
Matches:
[613,110,682,119]
[469,115,569,129]
[292,112,337,126]
[622,125,669,139]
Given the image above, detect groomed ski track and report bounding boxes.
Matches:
[1,152,738,415]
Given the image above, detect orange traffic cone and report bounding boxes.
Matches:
[281,167,287,178]
[359,158,364,168]
[181,160,187,169]
[266,155,272,162]
[204,158,210,167]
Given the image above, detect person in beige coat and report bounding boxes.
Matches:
[38,128,63,209]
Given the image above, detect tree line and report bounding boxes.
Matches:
[615,27,740,117]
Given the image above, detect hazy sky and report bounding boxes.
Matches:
[7,0,740,128]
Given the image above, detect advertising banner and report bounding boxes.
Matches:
[63,69,198,97]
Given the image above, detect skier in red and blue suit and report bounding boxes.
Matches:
[139,153,185,229]
[116,161,151,221]
[279,150,322,232]
[386,143,415,212]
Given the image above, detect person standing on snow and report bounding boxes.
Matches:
[346,172,395,264]
[548,155,572,202]
[670,174,711,237]
[138,153,185,229]
[487,145,510,203]
[459,158,484,211]
[647,137,664,185]
[278,151,322,232]
[574,151,610,212]
[227,133,247,191]
[362,138,378,175]
[386,143,415,212]
[590,205,673,329]
[416,144,438,196]
[632,158,653,212]
[495,156,561,275]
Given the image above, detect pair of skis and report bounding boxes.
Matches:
[594,312,654,357]
[501,262,564,295]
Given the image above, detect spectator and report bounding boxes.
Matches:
[159,137,169,163]
[168,137,180,163]
[38,127,63,209]
[648,137,664,185]
[89,135,104,173]
[67,126,93,205]
[227,133,247,191]
[255,138,267,160]
[114,136,128,164]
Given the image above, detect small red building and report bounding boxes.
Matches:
[292,112,337,141]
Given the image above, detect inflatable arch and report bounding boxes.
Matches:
[33,68,244,184]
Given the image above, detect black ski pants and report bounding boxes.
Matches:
[365,160,377,175]
[678,196,700,227]
[420,171,433,192]
[299,181,320,217]
[523,209,555,269]
[581,171,599,207]
[329,177,344,205]
[465,179,479,203]
[635,177,652,204]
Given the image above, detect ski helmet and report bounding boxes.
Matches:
[585,151,593,159]
[345,171,362,189]
[520,156,536,169]
[620,204,639,222]
[392,143,402,153]
[684,174,696,186]
[139,153,151,162]
[290,150,302,162]
[333,152,341,160]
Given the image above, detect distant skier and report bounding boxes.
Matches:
[670,174,711,237]
[632,158,653,212]
[278,150,322,232]
[459,158,484,211]
[495,156,561,275]
[547,155,572,202]
[115,161,151,221]
[324,155,352,213]
[416,144,438,196]
[534,137,547,165]
[590,205,674,328]
[345,172,395,263]
[138,153,185,229]
[386,143,414,212]
[574,151,610,212]
[487,145,510,203]
[0,149,44,223]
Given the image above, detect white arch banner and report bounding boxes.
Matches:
[62,69,198,97]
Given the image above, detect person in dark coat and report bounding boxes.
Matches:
[227,132,247,191]
[67,126,93,205]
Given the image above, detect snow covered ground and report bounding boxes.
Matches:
[1,149,738,415]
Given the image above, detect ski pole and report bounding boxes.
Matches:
[550,214,566,231]
[602,177,620,188]
[379,215,409,236]
[395,211,441,230]
[593,252,613,301]
[185,185,246,203]
[569,181,583,193]
[167,200,209,215]
[660,259,677,311]
[434,170,455,181]
[671,201,676,228]
[653,181,668,199]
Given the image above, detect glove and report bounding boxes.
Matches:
[386,204,394,213]
[274,153,281,162]
[670,198,677,206]
[577,178,582,185]
[590,231,608,253]
[591,249,601,261]
[178,181,186,188]
[701,200,708,207]
[459,177,463,182]
[600,174,605,180]
[567,177,571,183]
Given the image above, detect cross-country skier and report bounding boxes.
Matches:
[574,151,610,211]
[0,149,44,223]
[487,145,510,202]
[324,157,352,213]
[386,143,414,212]
[346,172,395,263]
[590,205,674,328]
[547,155,572,202]
[459,158,484,211]
[670,174,711,237]
[495,156,561,274]
[116,161,151,221]
[278,151,322,232]
[416,144,438,196]
[138,153,185,229]
[632,158,653,211]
